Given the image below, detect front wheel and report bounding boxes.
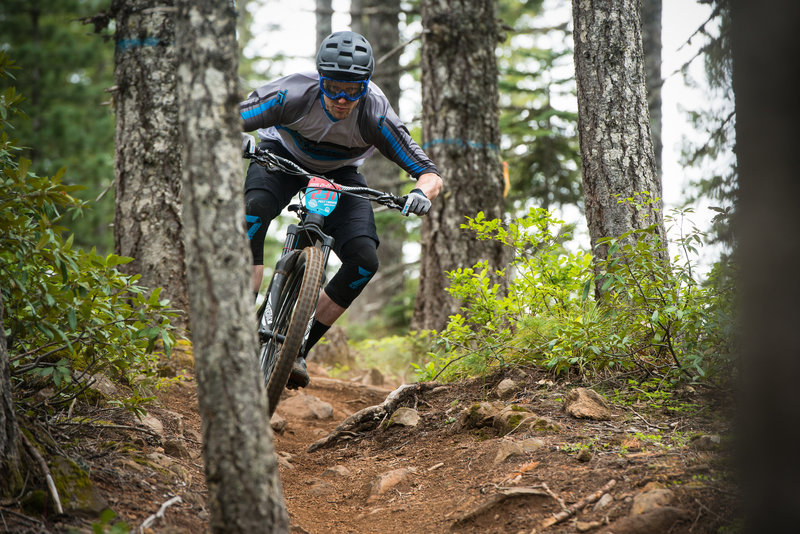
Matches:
[258,246,325,416]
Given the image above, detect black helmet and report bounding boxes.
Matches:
[316,31,374,81]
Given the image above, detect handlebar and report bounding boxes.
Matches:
[242,134,407,212]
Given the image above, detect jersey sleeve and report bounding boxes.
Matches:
[240,74,314,132]
[359,96,439,180]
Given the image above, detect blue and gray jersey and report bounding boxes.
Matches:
[240,72,438,179]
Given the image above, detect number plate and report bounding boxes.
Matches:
[305,177,341,216]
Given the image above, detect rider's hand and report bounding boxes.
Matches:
[402,188,431,217]
[242,133,256,156]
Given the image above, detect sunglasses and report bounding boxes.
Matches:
[319,77,370,101]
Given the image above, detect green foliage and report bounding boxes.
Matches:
[88,508,131,534]
[0,52,176,415]
[415,204,735,383]
[351,330,437,383]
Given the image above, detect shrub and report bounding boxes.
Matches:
[1,51,177,414]
[418,202,736,383]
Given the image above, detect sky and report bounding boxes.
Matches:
[244,0,728,268]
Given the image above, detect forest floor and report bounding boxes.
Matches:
[3,354,741,534]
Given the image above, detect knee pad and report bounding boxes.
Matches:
[325,237,379,308]
[245,189,278,264]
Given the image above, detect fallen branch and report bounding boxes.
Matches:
[307,382,439,452]
[139,495,182,532]
[20,432,63,515]
[539,479,616,529]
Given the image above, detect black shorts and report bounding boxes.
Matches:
[244,139,379,264]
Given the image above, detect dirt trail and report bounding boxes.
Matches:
[29,362,739,533]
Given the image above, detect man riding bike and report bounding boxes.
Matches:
[240,31,443,389]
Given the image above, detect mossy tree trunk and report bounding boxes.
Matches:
[0,292,24,497]
[175,0,289,531]
[415,0,508,332]
[111,0,189,330]
[572,0,668,288]
[347,0,407,327]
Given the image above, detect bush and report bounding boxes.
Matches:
[1,52,176,415]
[417,202,736,383]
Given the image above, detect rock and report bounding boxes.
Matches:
[456,401,505,430]
[361,368,385,386]
[322,465,352,479]
[307,480,334,496]
[306,325,355,368]
[277,451,294,469]
[631,488,675,515]
[385,407,420,428]
[82,373,119,398]
[158,410,185,436]
[494,438,525,465]
[270,412,287,433]
[145,451,174,470]
[519,438,545,452]
[367,467,416,501]
[604,506,689,533]
[163,439,191,460]
[564,388,613,420]
[277,394,334,420]
[493,405,536,434]
[690,434,721,451]
[51,455,108,513]
[594,492,614,511]
[576,520,603,532]
[140,414,164,437]
[528,416,561,432]
[493,378,518,399]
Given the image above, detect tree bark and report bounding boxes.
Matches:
[316,0,333,50]
[112,0,189,330]
[347,0,406,326]
[641,0,662,179]
[175,1,289,531]
[415,0,508,332]
[0,292,24,497]
[572,0,667,270]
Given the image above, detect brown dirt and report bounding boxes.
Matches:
[6,363,740,533]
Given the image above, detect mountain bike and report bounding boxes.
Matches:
[243,135,407,416]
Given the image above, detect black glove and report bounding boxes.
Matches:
[402,188,431,217]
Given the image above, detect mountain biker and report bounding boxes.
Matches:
[240,30,443,389]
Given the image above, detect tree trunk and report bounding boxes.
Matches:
[415,0,508,332]
[732,0,800,530]
[316,0,333,50]
[347,0,406,327]
[572,0,667,270]
[175,1,289,531]
[0,292,24,497]
[641,0,662,178]
[111,0,189,330]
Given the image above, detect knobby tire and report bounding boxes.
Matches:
[259,246,325,417]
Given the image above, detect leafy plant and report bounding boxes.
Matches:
[414,201,735,383]
[1,51,177,415]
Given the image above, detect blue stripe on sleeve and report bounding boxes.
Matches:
[241,97,279,120]
[379,120,424,175]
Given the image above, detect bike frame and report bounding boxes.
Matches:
[249,144,406,353]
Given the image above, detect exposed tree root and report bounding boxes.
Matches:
[307,382,442,452]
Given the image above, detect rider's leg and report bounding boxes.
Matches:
[244,148,302,297]
[289,236,379,388]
